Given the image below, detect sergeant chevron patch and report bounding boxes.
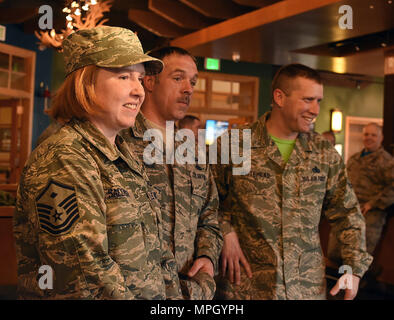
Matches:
[35,180,80,236]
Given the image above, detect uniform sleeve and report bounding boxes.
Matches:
[323,152,373,278]
[153,204,182,300]
[159,241,183,300]
[210,137,236,237]
[16,145,134,299]
[194,166,223,274]
[14,177,43,299]
[368,156,394,210]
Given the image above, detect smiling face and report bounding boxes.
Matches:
[145,54,198,123]
[362,123,383,152]
[273,76,323,138]
[89,64,145,140]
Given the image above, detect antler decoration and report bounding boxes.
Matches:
[35,0,113,51]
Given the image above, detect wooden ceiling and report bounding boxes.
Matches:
[0,0,393,77]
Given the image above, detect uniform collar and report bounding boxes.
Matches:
[128,112,165,153]
[252,111,316,166]
[129,112,148,139]
[70,119,145,177]
[71,119,121,161]
[360,146,384,158]
[131,112,179,136]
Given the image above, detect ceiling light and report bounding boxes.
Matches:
[332,57,346,74]
[330,109,343,133]
[232,51,241,63]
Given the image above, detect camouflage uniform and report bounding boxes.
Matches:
[212,112,372,300]
[121,113,223,299]
[14,119,181,299]
[36,121,63,147]
[328,147,394,257]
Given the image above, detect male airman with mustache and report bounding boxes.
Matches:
[121,47,222,300]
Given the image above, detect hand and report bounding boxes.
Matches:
[188,257,214,278]
[361,203,372,215]
[330,274,360,300]
[221,231,252,285]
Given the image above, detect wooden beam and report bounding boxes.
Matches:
[108,0,148,11]
[0,7,37,24]
[171,0,343,49]
[179,0,250,19]
[232,0,280,7]
[148,0,215,30]
[128,9,191,38]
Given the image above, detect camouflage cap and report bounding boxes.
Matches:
[62,26,163,76]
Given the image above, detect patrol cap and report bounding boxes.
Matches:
[62,26,163,76]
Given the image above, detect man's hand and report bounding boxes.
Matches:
[361,202,372,215]
[188,257,214,278]
[221,231,252,285]
[330,274,360,300]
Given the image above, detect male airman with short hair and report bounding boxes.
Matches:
[213,63,372,300]
[121,47,222,300]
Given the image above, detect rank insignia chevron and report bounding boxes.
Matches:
[35,180,80,236]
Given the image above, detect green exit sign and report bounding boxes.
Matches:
[204,58,220,71]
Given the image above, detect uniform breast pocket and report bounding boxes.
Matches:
[299,171,327,241]
[106,199,148,271]
[233,171,273,196]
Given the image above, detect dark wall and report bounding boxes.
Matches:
[3,24,53,149]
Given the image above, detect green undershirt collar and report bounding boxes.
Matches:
[269,134,296,163]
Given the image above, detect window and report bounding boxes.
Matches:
[0,43,35,184]
[188,72,259,126]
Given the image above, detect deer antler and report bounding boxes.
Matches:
[35,0,113,51]
[72,0,112,30]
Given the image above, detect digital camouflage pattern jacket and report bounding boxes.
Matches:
[347,147,394,210]
[212,112,372,300]
[14,119,181,299]
[120,113,223,300]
